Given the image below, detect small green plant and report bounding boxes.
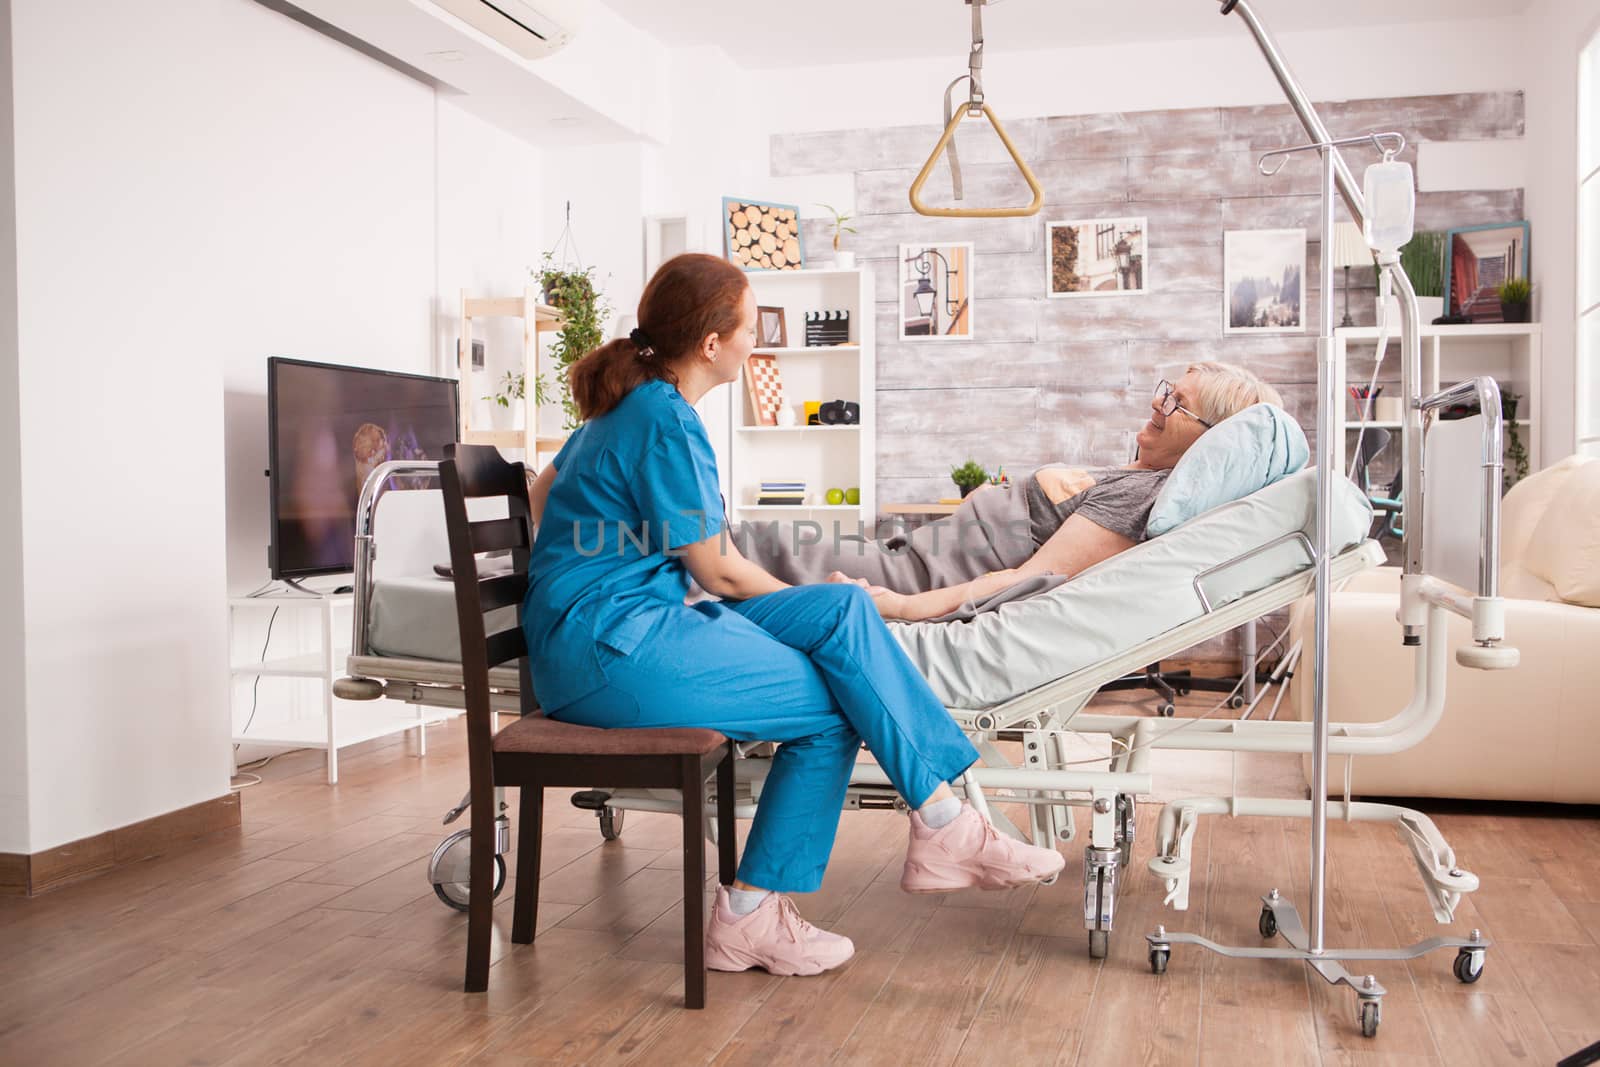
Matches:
[1502,388,1530,490]
[1497,277,1532,304]
[482,370,525,409]
[1397,231,1445,298]
[816,203,857,252]
[535,252,613,431]
[951,460,990,495]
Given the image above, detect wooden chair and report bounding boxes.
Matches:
[438,443,737,1007]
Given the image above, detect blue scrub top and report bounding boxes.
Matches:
[524,378,726,711]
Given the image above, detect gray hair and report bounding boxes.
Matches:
[1184,361,1283,426]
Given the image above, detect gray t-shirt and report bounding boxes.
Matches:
[1025,465,1170,546]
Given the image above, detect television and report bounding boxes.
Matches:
[267,357,459,580]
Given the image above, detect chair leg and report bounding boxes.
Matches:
[464,801,495,993]
[716,748,737,886]
[512,781,543,945]
[681,757,707,1010]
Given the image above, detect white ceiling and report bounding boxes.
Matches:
[604,0,1534,69]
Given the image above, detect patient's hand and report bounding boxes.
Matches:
[826,571,868,586]
[866,586,908,620]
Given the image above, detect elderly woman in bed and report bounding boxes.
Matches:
[734,361,1282,621]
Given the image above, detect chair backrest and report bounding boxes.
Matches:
[439,444,536,789]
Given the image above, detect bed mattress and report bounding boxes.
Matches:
[367,468,1371,710]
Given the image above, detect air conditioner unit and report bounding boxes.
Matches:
[428,0,583,59]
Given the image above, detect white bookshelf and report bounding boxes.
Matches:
[727,268,875,534]
[1333,322,1542,477]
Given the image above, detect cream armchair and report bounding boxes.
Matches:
[1288,455,1600,803]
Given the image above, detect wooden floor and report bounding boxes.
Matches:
[2,691,1598,1066]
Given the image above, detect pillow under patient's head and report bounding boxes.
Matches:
[1146,403,1309,538]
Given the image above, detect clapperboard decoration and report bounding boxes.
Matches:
[804,310,851,347]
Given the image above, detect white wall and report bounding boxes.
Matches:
[760,15,1532,137]
[9,0,544,853]
[1522,0,1598,463]
[0,0,28,856]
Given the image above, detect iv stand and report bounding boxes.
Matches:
[1143,1,1490,1040]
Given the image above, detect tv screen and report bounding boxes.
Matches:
[267,357,459,579]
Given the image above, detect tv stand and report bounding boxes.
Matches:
[228,585,446,784]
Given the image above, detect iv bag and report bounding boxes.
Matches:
[1363,159,1415,259]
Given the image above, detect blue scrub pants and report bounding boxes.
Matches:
[548,583,980,893]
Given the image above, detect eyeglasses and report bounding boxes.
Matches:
[1153,379,1213,428]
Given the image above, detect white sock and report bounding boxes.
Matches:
[920,796,963,829]
[727,887,770,916]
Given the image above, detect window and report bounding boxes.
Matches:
[1580,28,1600,456]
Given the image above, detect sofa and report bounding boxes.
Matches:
[1287,454,1600,803]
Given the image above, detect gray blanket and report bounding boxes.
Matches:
[730,486,1068,622]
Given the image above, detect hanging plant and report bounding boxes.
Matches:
[1502,388,1529,490]
[534,251,612,432]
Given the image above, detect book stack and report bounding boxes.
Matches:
[757,481,807,506]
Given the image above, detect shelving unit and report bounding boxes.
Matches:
[1333,322,1542,478]
[229,592,446,785]
[457,288,568,457]
[726,268,875,533]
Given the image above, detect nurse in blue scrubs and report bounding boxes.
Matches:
[523,253,1063,977]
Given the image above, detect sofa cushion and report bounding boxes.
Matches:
[1502,454,1583,567]
[1526,455,1600,607]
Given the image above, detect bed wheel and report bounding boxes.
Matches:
[1358,999,1381,1038]
[432,838,505,915]
[1088,929,1109,959]
[599,806,625,841]
[1258,906,1278,940]
[1453,948,1485,984]
[1228,694,1246,710]
[1158,702,1176,718]
[1148,946,1169,974]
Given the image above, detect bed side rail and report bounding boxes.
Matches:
[351,460,442,659]
[1409,376,1519,670]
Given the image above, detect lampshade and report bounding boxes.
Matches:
[1331,221,1371,269]
[912,275,936,319]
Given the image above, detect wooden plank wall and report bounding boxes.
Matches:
[771,92,1525,511]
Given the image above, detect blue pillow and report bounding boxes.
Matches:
[1145,403,1309,537]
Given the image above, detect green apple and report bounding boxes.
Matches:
[826,488,845,505]
[844,487,861,505]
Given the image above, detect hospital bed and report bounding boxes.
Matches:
[334,462,1473,964]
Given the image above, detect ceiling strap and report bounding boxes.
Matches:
[909,1,1043,219]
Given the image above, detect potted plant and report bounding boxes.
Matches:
[482,370,526,430]
[1497,277,1532,324]
[950,459,990,498]
[534,252,612,431]
[1398,231,1446,323]
[817,203,858,269]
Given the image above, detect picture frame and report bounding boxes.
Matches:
[1443,221,1530,322]
[899,242,974,341]
[722,197,804,272]
[1046,217,1148,297]
[757,305,787,348]
[1223,228,1306,334]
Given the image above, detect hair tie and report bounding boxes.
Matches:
[628,327,654,356]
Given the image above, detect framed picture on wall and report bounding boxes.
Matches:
[1047,217,1148,297]
[1444,221,1530,322]
[899,243,974,340]
[722,198,804,272]
[1223,229,1306,334]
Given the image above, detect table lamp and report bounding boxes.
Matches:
[1331,221,1371,328]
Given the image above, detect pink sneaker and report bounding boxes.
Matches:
[901,803,1066,893]
[703,887,855,977]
